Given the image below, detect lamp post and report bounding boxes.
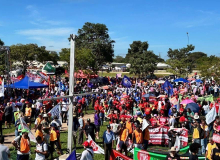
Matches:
[186,32,189,45]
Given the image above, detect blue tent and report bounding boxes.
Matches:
[174,78,189,83]
[5,76,48,89]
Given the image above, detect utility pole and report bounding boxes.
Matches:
[186,32,189,45]
[67,34,75,152]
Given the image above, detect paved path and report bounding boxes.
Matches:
[3,114,94,148]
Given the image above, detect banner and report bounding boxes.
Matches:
[48,104,62,125]
[213,133,220,143]
[170,97,178,105]
[149,97,156,103]
[206,106,217,125]
[20,118,36,143]
[142,119,149,131]
[88,135,104,154]
[110,150,133,160]
[149,126,188,146]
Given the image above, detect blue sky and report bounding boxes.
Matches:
[1,0,220,59]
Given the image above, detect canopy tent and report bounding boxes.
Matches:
[5,76,48,89]
[42,62,56,74]
[174,78,189,83]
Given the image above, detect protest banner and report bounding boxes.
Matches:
[110,150,133,160]
[148,126,188,146]
[20,118,36,143]
[88,135,104,154]
[206,106,217,125]
[48,104,62,124]
[170,97,178,105]
[213,133,220,143]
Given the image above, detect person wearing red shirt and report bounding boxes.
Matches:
[179,113,188,124]
[138,100,144,112]
[94,103,99,111]
[150,115,158,128]
[145,106,151,116]
[157,113,169,126]
[107,110,117,124]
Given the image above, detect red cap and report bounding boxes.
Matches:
[82,141,89,147]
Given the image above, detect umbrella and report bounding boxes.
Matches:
[185,103,200,113]
[143,93,156,98]
[102,86,109,90]
[174,78,189,83]
[180,99,195,105]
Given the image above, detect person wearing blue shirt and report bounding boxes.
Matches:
[103,125,115,160]
[135,95,140,103]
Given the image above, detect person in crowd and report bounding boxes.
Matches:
[119,123,128,156]
[150,114,158,128]
[35,136,48,160]
[192,120,202,155]
[132,124,143,149]
[25,102,32,127]
[4,102,12,128]
[0,110,4,136]
[41,114,50,144]
[158,113,169,126]
[94,110,101,139]
[205,137,216,160]
[0,136,10,160]
[78,113,85,145]
[99,103,105,126]
[110,118,120,137]
[35,113,43,131]
[200,119,209,155]
[80,141,94,160]
[126,117,133,139]
[211,142,220,160]
[50,123,63,159]
[35,124,44,140]
[51,116,62,131]
[61,99,68,123]
[187,108,195,134]
[189,143,201,160]
[12,129,31,160]
[165,147,180,160]
[72,114,79,148]
[103,125,115,160]
[84,118,96,141]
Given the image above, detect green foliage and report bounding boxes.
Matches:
[75,22,115,71]
[197,55,220,81]
[59,48,70,65]
[166,45,195,76]
[125,41,163,76]
[49,51,60,66]
[75,48,95,70]
[113,55,127,63]
[10,44,50,73]
[188,52,207,68]
[0,39,4,46]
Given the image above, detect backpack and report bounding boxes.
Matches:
[17,136,30,152]
[41,142,50,159]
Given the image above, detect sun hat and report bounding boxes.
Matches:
[21,129,29,133]
[169,147,176,152]
[194,113,199,120]
[82,141,89,148]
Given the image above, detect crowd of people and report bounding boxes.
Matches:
[0,75,220,160]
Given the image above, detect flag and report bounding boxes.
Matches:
[174,135,181,151]
[49,105,62,125]
[141,119,149,131]
[87,135,104,154]
[176,99,180,112]
[121,75,132,88]
[206,106,217,124]
[20,118,36,143]
[66,150,77,160]
[116,73,121,79]
[162,80,173,96]
[0,79,4,97]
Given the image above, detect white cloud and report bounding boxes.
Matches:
[26,5,39,17]
[16,28,75,36]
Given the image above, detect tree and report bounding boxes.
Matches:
[188,52,207,68]
[10,44,49,73]
[49,51,59,66]
[197,55,220,81]
[166,45,195,76]
[113,56,127,63]
[59,48,70,65]
[74,22,115,72]
[125,41,163,76]
[0,39,4,46]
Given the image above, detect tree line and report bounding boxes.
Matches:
[0,22,219,80]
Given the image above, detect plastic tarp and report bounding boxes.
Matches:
[5,76,48,89]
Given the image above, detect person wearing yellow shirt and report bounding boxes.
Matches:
[34,114,43,131]
[35,124,44,140]
[126,118,133,139]
[192,120,202,155]
[132,124,143,149]
[25,104,32,127]
[206,137,216,160]
[119,123,129,156]
[49,123,63,159]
